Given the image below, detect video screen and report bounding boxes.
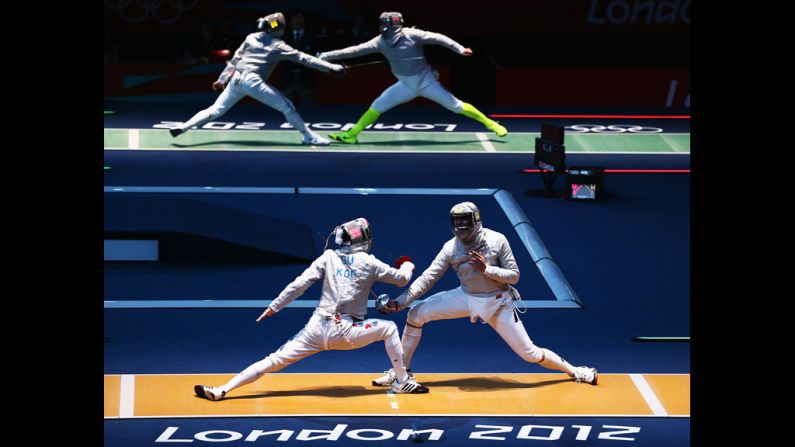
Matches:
[570,183,597,199]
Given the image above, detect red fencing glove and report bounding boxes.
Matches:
[395,255,415,271]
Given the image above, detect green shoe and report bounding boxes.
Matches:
[487,121,508,137]
[328,131,358,144]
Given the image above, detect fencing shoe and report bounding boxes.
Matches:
[571,367,598,385]
[372,368,414,386]
[302,131,330,146]
[391,376,429,394]
[194,385,226,401]
[372,369,396,386]
[486,120,508,137]
[328,131,358,144]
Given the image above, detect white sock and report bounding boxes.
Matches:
[181,109,216,133]
[401,325,423,370]
[283,110,310,135]
[538,348,575,375]
[384,332,409,383]
[220,358,270,394]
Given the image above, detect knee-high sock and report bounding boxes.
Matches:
[219,358,273,394]
[181,109,216,133]
[283,109,310,135]
[401,324,423,370]
[459,102,494,127]
[384,331,409,383]
[538,348,575,375]
[348,107,381,135]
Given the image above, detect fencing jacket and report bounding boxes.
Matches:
[269,249,414,320]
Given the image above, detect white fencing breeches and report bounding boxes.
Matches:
[402,288,546,368]
[371,70,464,114]
[221,313,407,393]
[180,71,310,135]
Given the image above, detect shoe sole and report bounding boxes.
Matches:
[194,385,208,399]
[328,135,357,144]
[392,387,430,394]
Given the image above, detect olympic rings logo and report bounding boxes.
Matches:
[565,124,664,134]
[104,0,197,24]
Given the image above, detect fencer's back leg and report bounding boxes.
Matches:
[179,85,244,133]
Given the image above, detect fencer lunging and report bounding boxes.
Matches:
[317,12,508,144]
[171,12,345,146]
[194,218,429,401]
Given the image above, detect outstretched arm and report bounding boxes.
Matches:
[412,28,469,55]
[277,42,345,73]
[267,253,327,314]
[317,36,380,61]
[256,307,276,322]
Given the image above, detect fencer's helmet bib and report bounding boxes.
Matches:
[450,202,482,242]
[335,218,373,253]
[258,12,286,37]
[379,12,404,46]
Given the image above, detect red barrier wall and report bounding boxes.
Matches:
[495,68,689,107]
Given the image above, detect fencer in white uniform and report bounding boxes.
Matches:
[194,218,429,401]
[317,12,508,144]
[374,202,598,385]
[170,12,345,146]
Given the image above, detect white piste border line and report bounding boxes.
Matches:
[629,374,668,416]
[475,132,497,152]
[119,374,135,418]
[386,390,399,410]
[104,128,690,154]
[127,129,139,149]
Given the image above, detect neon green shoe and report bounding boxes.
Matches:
[487,121,508,137]
[328,131,358,144]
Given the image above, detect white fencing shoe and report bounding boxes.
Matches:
[391,376,429,394]
[372,368,414,386]
[301,132,330,146]
[372,368,396,386]
[194,385,226,401]
[571,367,598,385]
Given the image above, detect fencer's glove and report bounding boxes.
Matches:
[332,64,347,76]
[393,292,410,312]
[375,294,399,315]
[395,255,415,272]
[211,81,226,92]
[316,51,330,60]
